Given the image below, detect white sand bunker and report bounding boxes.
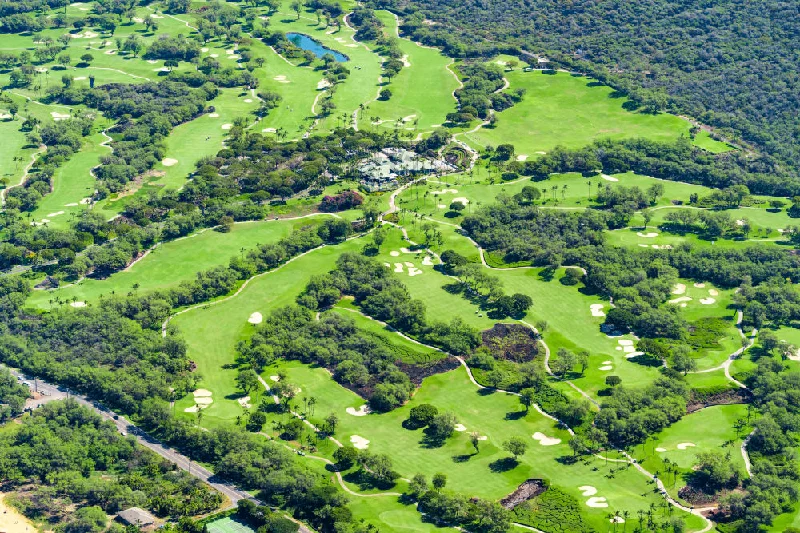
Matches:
[209,53,219,58]
[438,204,446,209]
[153,67,170,72]
[390,250,400,257]
[586,497,608,508]
[162,158,178,167]
[677,442,696,450]
[237,396,252,408]
[208,112,219,118]
[104,50,116,55]
[244,98,253,103]
[262,128,277,133]
[269,375,280,382]
[617,339,634,346]
[669,296,692,304]
[47,211,64,217]
[656,447,667,452]
[317,79,331,90]
[578,486,597,497]
[637,232,658,238]
[590,304,605,317]
[194,389,213,397]
[146,59,158,64]
[699,298,716,305]
[350,435,370,449]
[79,197,92,204]
[70,301,86,308]
[201,47,209,53]
[431,189,458,195]
[149,13,163,18]
[625,351,644,358]
[672,283,686,295]
[346,405,371,417]
[51,111,70,120]
[454,423,467,432]
[65,202,79,207]
[394,262,404,273]
[195,397,212,405]
[601,174,618,182]
[248,312,263,325]
[74,76,86,81]
[273,75,290,83]
[516,154,529,161]
[709,289,719,296]
[400,54,411,67]
[610,516,625,524]
[532,432,561,446]
[600,365,612,371]
[184,405,206,413]
[422,256,434,266]
[221,124,232,130]
[452,197,469,205]
[694,283,706,288]
[623,346,635,353]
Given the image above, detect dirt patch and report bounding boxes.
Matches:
[500,479,547,509]
[687,388,752,413]
[481,323,539,363]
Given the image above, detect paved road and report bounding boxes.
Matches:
[4,366,315,532]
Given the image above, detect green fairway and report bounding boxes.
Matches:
[362,11,458,133]
[463,68,692,157]
[0,117,38,191]
[638,404,749,501]
[692,129,735,153]
[26,217,323,310]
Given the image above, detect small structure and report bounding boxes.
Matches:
[117,507,156,528]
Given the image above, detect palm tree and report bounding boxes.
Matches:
[562,184,568,200]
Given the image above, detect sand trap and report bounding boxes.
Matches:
[408,267,423,277]
[394,263,404,273]
[601,174,618,182]
[46,211,64,217]
[184,405,207,413]
[390,251,400,257]
[262,127,277,133]
[699,298,716,305]
[1,492,36,533]
[615,346,622,351]
[50,111,70,120]
[589,304,605,317]
[269,375,280,382]
[437,204,446,209]
[237,396,251,408]
[150,13,163,18]
[317,79,331,90]
[65,202,79,207]
[452,197,469,205]
[623,346,635,353]
[586,497,608,508]
[617,339,634,346]
[422,256,434,266]
[401,114,417,123]
[209,53,219,58]
[599,365,613,371]
[383,262,390,268]
[477,436,488,441]
[195,397,213,405]
[672,283,686,295]
[226,49,235,54]
[693,283,706,288]
[201,47,209,52]
[637,232,658,238]
[229,54,240,60]
[625,351,644,358]
[162,158,178,167]
[602,360,612,365]
[74,76,86,81]
[221,124,232,130]
[153,67,170,72]
[104,50,116,55]
[404,261,415,268]
[133,17,144,23]
[400,54,411,67]
[578,486,597,497]
[669,296,692,304]
[610,517,625,524]
[194,389,213,397]
[208,112,219,118]
[146,59,158,64]
[35,67,48,73]
[248,312,263,325]
[350,435,370,449]
[454,424,467,432]
[677,442,696,450]
[244,98,253,103]
[431,189,458,195]
[273,75,290,83]
[79,197,92,204]
[656,447,667,452]
[532,432,561,446]
[70,301,86,308]
[708,289,719,296]
[346,405,371,417]
[516,154,529,161]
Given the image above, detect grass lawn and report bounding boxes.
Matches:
[0,118,38,190]
[25,216,322,310]
[169,235,368,428]
[637,405,749,503]
[692,130,735,153]
[463,67,692,157]
[362,11,458,133]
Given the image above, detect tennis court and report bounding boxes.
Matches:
[206,516,257,533]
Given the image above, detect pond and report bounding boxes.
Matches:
[286,32,349,62]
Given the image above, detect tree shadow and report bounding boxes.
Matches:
[452,453,474,463]
[537,268,556,282]
[342,469,397,491]
[489,457,518,472]
[504,410,525,421]
[587,81,605,87]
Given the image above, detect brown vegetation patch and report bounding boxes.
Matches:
[481,323,539,363]
[500,479,548,509]
[687,388,752,413]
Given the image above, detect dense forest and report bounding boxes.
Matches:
[0,400,222,529]
[372,0,800,175]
